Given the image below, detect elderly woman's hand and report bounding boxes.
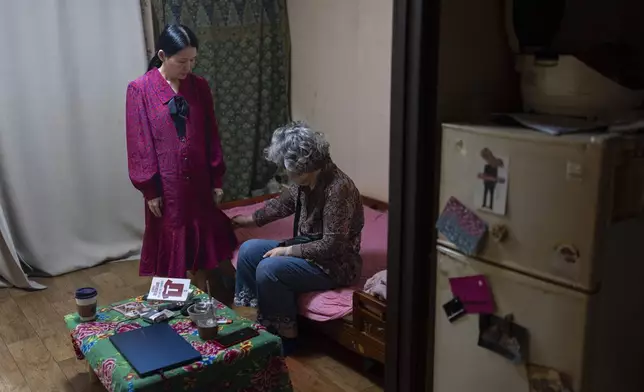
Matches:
[231,215,255,228]
[263,247,292,258]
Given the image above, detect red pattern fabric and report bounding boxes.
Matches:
[125,69,237,277]
[95,358,117,391]
[70,331,84,360]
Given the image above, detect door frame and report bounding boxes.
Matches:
[385,0,441,390]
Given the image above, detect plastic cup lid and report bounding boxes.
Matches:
[75,287,97,299]
[188,303,208,315]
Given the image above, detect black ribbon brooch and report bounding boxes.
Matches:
[168,96,189,139]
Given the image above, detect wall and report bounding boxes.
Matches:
[287,0,393,202]
[287,0,518,201]
[437,0,519,121]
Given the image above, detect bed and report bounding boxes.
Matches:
[219,194,388,363]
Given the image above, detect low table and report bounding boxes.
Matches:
[63,288,293,392]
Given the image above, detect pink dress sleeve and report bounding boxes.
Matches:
[200,79,226,189]
[126,83,161,200]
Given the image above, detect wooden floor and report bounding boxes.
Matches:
[0,260,383,392]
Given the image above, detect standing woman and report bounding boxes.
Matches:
[126,24,237,290]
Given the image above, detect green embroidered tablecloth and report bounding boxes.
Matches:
[63,288,293,392]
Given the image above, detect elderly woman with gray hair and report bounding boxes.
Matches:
[232,121,364,355]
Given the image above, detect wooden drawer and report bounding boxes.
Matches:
[352,291,386,358]
[358,310,386,343]
[308,291,387,364]
[336,323,386,363]
[353,291,385,328]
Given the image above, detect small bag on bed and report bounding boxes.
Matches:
[278,188,322,247]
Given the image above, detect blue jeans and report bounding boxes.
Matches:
[234,239,336,337]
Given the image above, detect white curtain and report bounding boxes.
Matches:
[0,0,148,284]
[0,201,45,289]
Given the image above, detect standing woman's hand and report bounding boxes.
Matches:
[147,197,163,217]
[213,188,224,205]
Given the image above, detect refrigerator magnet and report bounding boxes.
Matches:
[526,364,573,392]
[436,197,488,255]
[551,244,581,281]
[478,314,529,364]
[475,148,509,216]
[442,297,466,323]
[448,275,496,314]
[490,223,508,243]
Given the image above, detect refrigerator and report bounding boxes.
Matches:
[433,123,644,392]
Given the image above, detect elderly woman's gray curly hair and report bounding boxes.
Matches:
[265,121,331,174]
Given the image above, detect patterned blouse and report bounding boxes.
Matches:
[253,162,365,286]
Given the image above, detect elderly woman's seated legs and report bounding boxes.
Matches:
[234,238,337,355]
[234,239,280,308]
[254,255,336,354]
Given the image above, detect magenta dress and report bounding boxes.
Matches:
[125,68,237,278]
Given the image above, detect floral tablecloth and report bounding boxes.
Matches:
[63,288,293,392]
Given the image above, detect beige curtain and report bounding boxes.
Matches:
[140,0,157,62]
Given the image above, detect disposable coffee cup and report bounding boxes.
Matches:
[75,287,98,322]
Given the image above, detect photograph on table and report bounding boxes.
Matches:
[111,301,152,318]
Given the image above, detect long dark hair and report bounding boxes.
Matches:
[147,24,199,71]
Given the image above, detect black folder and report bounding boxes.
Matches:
[109,322,201,377]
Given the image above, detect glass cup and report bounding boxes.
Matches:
[187,301,220,340]
[187,302,211,323]
[196,317,219,340]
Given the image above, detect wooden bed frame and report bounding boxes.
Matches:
[219,193,388,364]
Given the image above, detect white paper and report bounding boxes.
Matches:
[498,113,605,135]
[147,277,192,302]
[474,148,509,216]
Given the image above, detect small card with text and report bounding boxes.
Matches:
[147,277,191,302]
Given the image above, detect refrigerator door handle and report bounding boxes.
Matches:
[437,245,470,261]
[436,245,480,278]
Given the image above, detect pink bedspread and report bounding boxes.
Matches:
[223,202,388,322]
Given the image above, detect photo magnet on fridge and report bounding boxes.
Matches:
[526,364,573,392]
[475,148,509,216]
[478,314,529,364]
[443,297,466,323]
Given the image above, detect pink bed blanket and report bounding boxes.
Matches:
[223,202,388,322]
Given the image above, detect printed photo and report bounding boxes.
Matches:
[474,148,509,216]
[527,364,572,392]
[478,314,529,364]
[112,301,151,318]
